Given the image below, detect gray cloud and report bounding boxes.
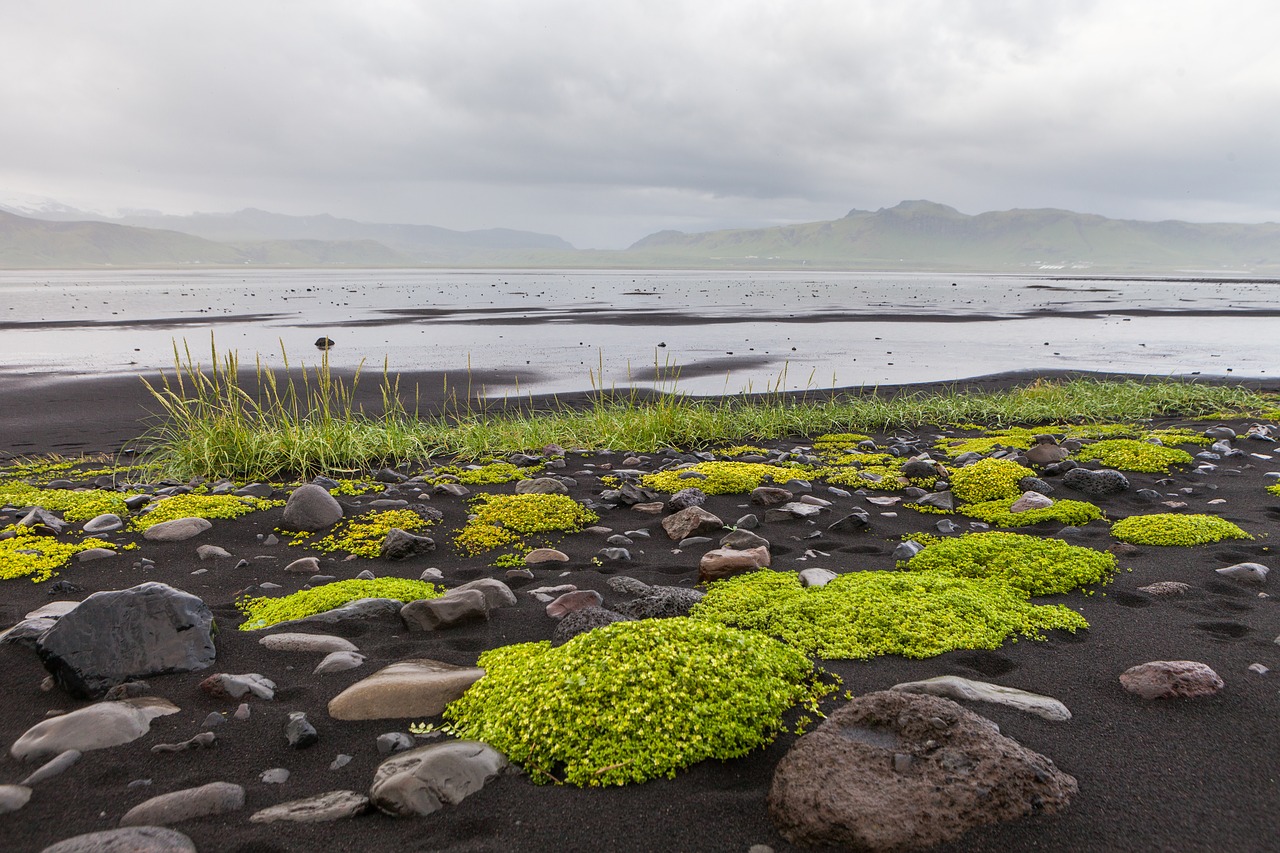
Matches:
[2,1,1278,247]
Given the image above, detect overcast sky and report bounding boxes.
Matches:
[2,1,1278,248]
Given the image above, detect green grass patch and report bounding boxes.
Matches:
[1073,439,1194,472]
[903,531,1116,595]
[957,497,1105,528]
[236,577,443,630]
[1110,513,1253,546]
[443,618,833,786]
[690,570,1088,659]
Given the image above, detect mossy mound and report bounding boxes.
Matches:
[957,497,1105,529]
[641,461,813,495]
[1110,513,1253,546]
[0,484,133,522]
[431,461,541,485]
[133,493,282,530]
[1073,439,1194,473]
[903,531,1116,595]
[690,570,1087,659]
[0,528,120,582]
[454,493,599,555]
[820,454,918,491]
[236,577,443,630]
[310,509,438,558]
[948,457,1028,503]
[443,618,830,786]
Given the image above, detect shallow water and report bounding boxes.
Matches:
[1,268,1276,395]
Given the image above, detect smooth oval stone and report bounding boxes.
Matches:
[118,781,245,827]
[447,578,517,609]
[258,633,359,654]
[83,513,123,534]
[314,651,365,675]
[0,784,31,814]
[75,548,117,563]
[524,548,570,565]
[328,659,484,720]
[1120,660,1224,699]
[40,826,197,853]
[281,484,344,531]
[891,675,1072,721]
[1215,562,1269,584]
[142,518,213,542]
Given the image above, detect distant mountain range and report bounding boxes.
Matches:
[2,194,1279,273]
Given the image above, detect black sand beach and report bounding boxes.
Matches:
[1,371,1278,852]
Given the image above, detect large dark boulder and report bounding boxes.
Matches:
[37,582,216,699]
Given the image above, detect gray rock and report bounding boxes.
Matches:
[83,513,123,534]
[1062,467,1130,497]
[827,510,871,533]
[892,540,924,561]
[21,749,82,785]
[666,487,707,511]
[1215,562,1269,584]
[286,712,319,748]
[721,528,770,550]
[37,582,216,699]
[661,506,724,540]
[936,519,961,533]
[599,547,632,561]
[40,826,196,853]
[449,578,518,609]
[234,483,276,498]
[19,507,65,532]
[195,544,231,560]
[1137,581,1191,596]
[119,781,245,827]
[401,590,489,631]
[284,556,322,574]
[328,659,485,720]
[281,484,344,531]
[0,616,57,648]
[269,597,404,629]
[259,768,290,784]
[380,528,436,560]
[377,732,415,755]
[0,784,31,814]
[769,691,1076,850]
[914,491,956,512]
[799,568,837,588]
[150,732,217,754]
[514,477,569,495]
[606,576,652,596]
[616,586,704,620]
[199,672,276,700]
[249,790,371,824]
[75,547,117,563]
[552,606,630,644]
[1017,476,1053,495]
[547,589,604,618]
[1009,491,1054,513]
[1120,660,1224,699]
[314,651,365,674]
[259,633,359,654]
[890,675,1071,721]
[142,518,212,542]
[369,741,509,817]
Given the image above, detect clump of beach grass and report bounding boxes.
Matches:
[135,341,1277,482]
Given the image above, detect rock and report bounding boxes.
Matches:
[891,675,1071,721]
[1120,660,1224,699]
[119,781,246,827]
[598,547,631,561]
[0,784,31,814]
[769,691,1077,850]
[615,586,703,620]
[433,483,469,497]
[270,597,404,629]
[142,518,212,542]
[315,336,335,349]
[552,607,630,644]
[766,501,823,521]
[380,528,436,560]
[37,582,216,699]
[83,513,123,534]
[314,651,365,674]
[892,540,924,561]
[936,519,961,534]
[1062,467,1130,497]
[514,477,569,495]
[286,712,319,748]
[606,575,652,596]
[75,547,116,563]
[199,673,276,701]
[799,568,837,587]
[377,733,415,755]
[735,513,760,529]
[751,486,794,507]
[666,487,707,511]
[1009,491,1054,513]
[281,484,344,531]
[631,501,665,514]
[721,528,770,550]
[547,589,605,618]
[40,826,197,852]
[914,491,956,512]
[1204,425,1236,440]
[328,659,485,720]
[249,790,371,824]
[150,732,217,754]
[19,507,65,533]
[369,741,509,817]
[1215,562,1269,584]
[282,558,323,577]
[0,616,57,648]
[448,578,517,609]
[1026,441,1070,466]
[235,483,276,498]
[1248,663,1270,675]
[259,768,290,784]
[827,510,871,533]
[661,506,724,541]
[401,590,489,631]
[525,547,570,565]
[259,633,359,654]
[698,545,772,583]
[21,749,82,786]
[1137,581,1191,596]
[195,544,231,560]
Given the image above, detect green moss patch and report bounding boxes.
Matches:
[308,509,438,558]
[957,497,1105,528]
[948,458,1028,503]
[1267,483,1280,498]
[1110,513,1253,546]
[454,493,598,555]
[820,453,918,491]
[903,531,1115,595]
[133,493,282,529]
[641,461,813,495]
[236,577,443,630]
[0,484,134,522]
[1073,439,1194,472]
[443,618,831,786]
[690,570,1088,660]
[431,461,542,485]
[0,529,119,582]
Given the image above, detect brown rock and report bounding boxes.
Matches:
[546,589,605,618]
[524,548,570,565]
[750,487,794,507]
[327,659,484,720]
[1026,442,1070,466]
[769,691,1076,851]
[698,546,772,583]
[661,506,724,541]
[1119,660,1224,699]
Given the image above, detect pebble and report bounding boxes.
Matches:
[151,732,216,753]
[286,712,319,748]
[249,790,371,824]
[196,544,231,560]
[259,632,359,654]
[377,732,415,755]
[330,754,353,770]
[119,781,246,827]
[1247,663,1269,675]
[260,768,291,784]
[1120,660,1224,700]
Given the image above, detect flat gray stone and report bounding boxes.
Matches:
[40,827,196,853]
[259,632,359,653]
[799,568,838,588]
[448,578,517,609]
[401,591,488,631]
[119,781,245,827]
[75,548,117,563]
[369,741,508,817]
[249,789,371,824]
[142,518,212,542]
[83,513,123,534]
[328,658,484,720]
[890,675,1072,722]
[281,484,344,531]
[1215,562,1269,584]
[196,544,231,560]
[314,651,365,674]
[284,556,322,574]
[267,597,403,629]
[11,698,179,762]
[0,784,31,814]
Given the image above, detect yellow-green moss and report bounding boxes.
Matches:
[327,479,383,496]
[903,531,1116,595]
[431,461,542,485]
[0,484,135,523]
[641,461,813,495]
[454,493,599,555]
[948,458,1028,503]
[443,618,832,786]
[690,570,1088,660]
[1073,439,1194,473]
[0,529,118,582]
[308,509,438,558]
[1267,483,1280,498]
[819,453,914,491]
[714,444,772,458]
[236,577,443,630]
[1110,513,1253,546]
[132,493,282,529]
[957,497,1105,528]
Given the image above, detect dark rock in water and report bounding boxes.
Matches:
[37,583,216,699]
[281,484,344,531]
[315,337,335,350]
[1062,467,1129,497]
[380,528,436,560]
[552,606,630,644]
[769,691,1077,851]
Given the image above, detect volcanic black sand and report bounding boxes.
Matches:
[1,370,1278,852]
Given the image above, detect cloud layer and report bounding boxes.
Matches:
[3,1,1277,247]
